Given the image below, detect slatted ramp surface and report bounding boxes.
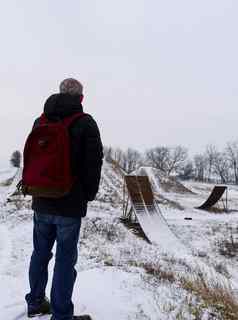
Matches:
[125,175,187,254]
[196,185,227,210]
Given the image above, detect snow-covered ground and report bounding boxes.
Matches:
[0,168,17,184]
[1,166,238,319]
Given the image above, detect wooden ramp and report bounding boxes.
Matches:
[196,185,227,210]
[124,175,186,253]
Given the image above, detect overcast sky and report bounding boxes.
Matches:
[0,0,238,166]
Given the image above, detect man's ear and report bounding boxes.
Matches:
[80,94,84,103]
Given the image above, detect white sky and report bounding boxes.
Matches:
[0,0,238,166]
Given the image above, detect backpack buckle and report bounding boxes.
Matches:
[38,139,48,148]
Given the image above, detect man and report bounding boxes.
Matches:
[25,78,103,320]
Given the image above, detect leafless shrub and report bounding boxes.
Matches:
[212,262,230,278]
[82,217,125,242]
[216,225,238,258]
[127,260,176,283]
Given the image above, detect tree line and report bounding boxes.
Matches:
[104,141,238,184]
[11,140,238,184]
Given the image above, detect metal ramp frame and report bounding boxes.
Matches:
[196,185,228,211]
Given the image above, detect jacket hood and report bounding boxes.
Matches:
[44,93,83,120]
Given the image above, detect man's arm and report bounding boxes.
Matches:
[82,117,103,201]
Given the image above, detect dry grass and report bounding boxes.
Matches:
[180,273,238,320]
[126,261,176,283]
[141,262,176,283]
[130,260,238,319]
[206,207,228,213]
[81,217,126,243]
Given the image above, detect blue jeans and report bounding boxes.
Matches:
[25,212,81,320]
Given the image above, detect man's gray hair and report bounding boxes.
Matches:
[59,78,83,96]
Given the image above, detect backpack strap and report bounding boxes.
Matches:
[62,112,87,128]
[38,112,87,127]
[39,113,48,125]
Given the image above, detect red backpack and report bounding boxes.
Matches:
[19,112,85,198]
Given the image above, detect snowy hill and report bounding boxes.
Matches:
[96,162,193,210]
[96,160,124,206]
[0,167,17,186]
[1,162,238,319]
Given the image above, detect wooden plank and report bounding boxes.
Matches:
[137,176,154,205]
[125,176,144,206]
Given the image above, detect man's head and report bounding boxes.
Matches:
[59,78,83,96]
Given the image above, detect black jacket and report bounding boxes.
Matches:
[32,93,103,218]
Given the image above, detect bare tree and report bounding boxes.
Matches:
[213,151,230,184]
[103,146,112,162]
[194,154,206,181]
[104,146,142,173]
[178,161,194,180]
[167,146,188,176]
[10,150,22,168]
[145,146,170,173]
[226,141,238,184]
[121,148,142,173]
[204,144,217,182]
[146,146,188,176]
[112,148,124,166]
[104,147,125,168]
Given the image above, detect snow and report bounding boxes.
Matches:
[0,225,12,275]
[0,167,17,184]
[0,165,238,319]
[0,215,190,320]
[74,268,160,320]
[5,168,23,199]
